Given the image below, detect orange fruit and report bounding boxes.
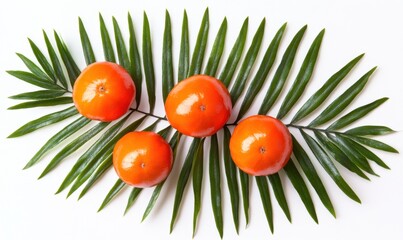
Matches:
[164,75,232,137]
[73,61,135,122]
[113,131,173,188]
[229,115,292,176]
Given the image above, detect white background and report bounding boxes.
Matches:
[1,0,403,239]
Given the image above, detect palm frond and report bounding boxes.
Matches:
[128,13,143,106]
[79,17,96,65]
[6,9,397,238]
[235,23,286,122]
[142,12,156,113]
[188,8,209,77]
[162,11,174,102]
[9,89,66,100]
[258,25,307,115]
[170,138,202,232]
[192,138,205,237]
[223,127,240,233]
[229,18,265,105]
[209,134,223,238]
[256,176,274,233]
[54,31,80,86]
[8,106,77,138]
[292,135,335,217]
[24,116,90,169]
[220,18,248,87]
[178,10,189,82]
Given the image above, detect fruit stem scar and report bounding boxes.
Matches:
[259,146,266,154]
[98,85,106,92]
[141,162,145,168]
[199,104,206,111]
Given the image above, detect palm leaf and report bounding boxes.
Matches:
[99,14,116,62]
[346,135,398,153]
[113,17,132,73]
[327,98,388,130]
[209,134,223,238]
[345,125,395,136]
[79,17,96,65]
[7,70,63,90]
[223,127,240,233]
[220,18,248,87]
[314,130,369,180]
[283,160,318,223]
[8,106,77,138]
[329,134,378,176]
[16,53,53,83]
[128,13,143,106]
[79,151,113,200]
[40,121,110,178]
[309,67,376,127]
[229,18,265,105]
[9,90,66,100]
[292,135,335,217]
[162,11,174,102]
[178,10,189,82]
[235,23,286,121]
[188,8,209,77]
[43,31,69,89]
[204,18,227,76]
[291,54,364,123]
[258,25,307,115]
[8,97,73,110]
[24,116,90,169]
[170,138,202,232]
[268,173,291,222]
[54,31,81,86]
[239,168,250,225]
[277,29,324,119]
[7,10,397,238]
[256,176,274,233]
[142,12,156,113]
[98,179,126,212]
[124,187,143,215]
[348,139,390,169]
[28,38,57,83]
[301,130,360,203]
[192,138,205,237]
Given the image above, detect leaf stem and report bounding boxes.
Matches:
[287,123,344,136]
[124,109,351,137]
[131,107,167,121]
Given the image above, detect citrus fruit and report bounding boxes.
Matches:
[229,115,292,176]
[164,75,232,137]
[73,61,135,122]
[113,131,173,188]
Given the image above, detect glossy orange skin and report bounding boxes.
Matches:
[165,75,232,137]
[229,115,292,176]
[73,62,135,122]
[113,131,173,188]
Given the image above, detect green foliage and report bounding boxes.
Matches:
[7,9,396,238]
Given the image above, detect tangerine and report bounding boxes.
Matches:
[164,75,232,137]
[229,115,292,176]
[73,61,135,122]
[113,131,173,188]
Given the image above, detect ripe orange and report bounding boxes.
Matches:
[229,115,292,176]
[113,131,173,188]
[164,75,232,137]
[73,61,135,122]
